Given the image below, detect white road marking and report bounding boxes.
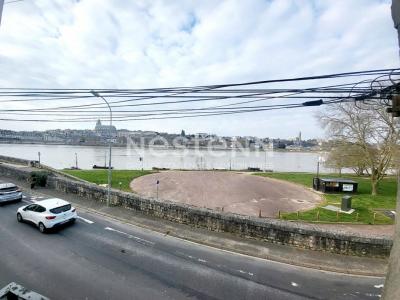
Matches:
[236,270,254,276]
[198,258,207,263]
[104,227,155,246]
[77,216,94,224]
[291,282,298,287]
[365,293,381,298]
[374,284,384,288]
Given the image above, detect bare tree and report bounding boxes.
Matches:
[319,102,399,195]
[323,141,369,176]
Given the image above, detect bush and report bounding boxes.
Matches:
[30,171,49,187]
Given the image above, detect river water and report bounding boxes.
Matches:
[0,143,334,173]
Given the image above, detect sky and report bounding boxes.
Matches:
[0,0,399,139]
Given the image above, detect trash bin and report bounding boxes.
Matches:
[341,195,352,211]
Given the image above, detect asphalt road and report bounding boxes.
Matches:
[0,191,384,300]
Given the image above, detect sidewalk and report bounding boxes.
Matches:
[1,174,390,277]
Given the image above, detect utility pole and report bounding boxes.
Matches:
[382,2,400,298]
[91,90,112,207]
[139,156,143,171]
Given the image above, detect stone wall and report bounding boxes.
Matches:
[0,162,32,181]
[0,155,32,166]
[46,175,393,258]
[0,155,86,183]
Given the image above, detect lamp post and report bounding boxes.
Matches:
[91,90,112,207]
[317,155,324,178]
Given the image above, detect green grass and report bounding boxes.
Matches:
[62,169,153,192]
[255,172,397,225]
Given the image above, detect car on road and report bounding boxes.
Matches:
[17,198,77,233]
[0,183,23,205]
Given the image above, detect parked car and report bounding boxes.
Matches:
[0,183,23,205]
[17,198,77,233]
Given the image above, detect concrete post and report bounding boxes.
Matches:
[382,173,400,298]
[382,2,400,298]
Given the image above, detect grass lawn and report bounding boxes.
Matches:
[255,172,397,225]
[63,169,153,192]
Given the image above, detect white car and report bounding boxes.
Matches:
[17,198,77,233]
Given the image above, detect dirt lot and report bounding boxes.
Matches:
[130,171,322,217]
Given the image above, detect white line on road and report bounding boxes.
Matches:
[374,284,384,288]
[104,227,155,246]
[77,216,94,224]
[22,199,36,204]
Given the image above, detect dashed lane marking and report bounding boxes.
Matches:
[104,227,155,246]
[77,216,94,224]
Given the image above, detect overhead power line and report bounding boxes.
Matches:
[0,68,398,122]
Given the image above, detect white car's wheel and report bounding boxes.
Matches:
[17,213,23,222]
[38,222,46,233]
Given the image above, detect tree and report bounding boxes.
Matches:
[323,141,369,176]
[319,102,399,195]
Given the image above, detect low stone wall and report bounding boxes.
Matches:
[0,162,32,181]
[0,155,86,183]
[46,175,393,258]
[0,155,32,166]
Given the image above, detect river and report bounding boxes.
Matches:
[0,143,334,173]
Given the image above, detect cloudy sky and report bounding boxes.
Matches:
[0,0,398,139]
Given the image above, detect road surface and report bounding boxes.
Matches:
[0,190,384,299]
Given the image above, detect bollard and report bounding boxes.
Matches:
[317,210,320,221]
[297,211,299,220]
[356,212,359,222]
[259,209,262,218]
[373,212,376,225]
[336,210,339,221]
[222,206,224,212]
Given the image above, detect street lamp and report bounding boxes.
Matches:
[91,90,112,207]
[317,155,324,179]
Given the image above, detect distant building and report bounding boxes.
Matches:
[95,120,117,137]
